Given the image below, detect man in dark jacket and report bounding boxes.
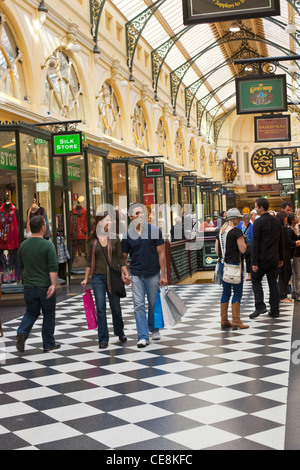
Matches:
[250,197,284,319]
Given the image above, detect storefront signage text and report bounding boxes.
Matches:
[182,0,280,25]
[0,148,17,171]
[236,75,287,115]
[144,163,164,178]
[52,131,83,157]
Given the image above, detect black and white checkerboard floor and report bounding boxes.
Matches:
[0,278,296,450]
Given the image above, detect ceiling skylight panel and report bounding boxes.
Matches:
[142,17,170,48]
[111,0,146,20]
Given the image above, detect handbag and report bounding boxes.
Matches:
[219,233,242,285]
[154,291,164,329]
[82,289,97,330]
[99,242,126,298]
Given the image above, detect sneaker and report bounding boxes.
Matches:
[137,339,150,348]
[152,331,161,340]
[16,333,26,353]
[43,344,61,352]
[249,308,267,319]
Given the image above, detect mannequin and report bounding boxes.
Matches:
[26,198,50,239]
[0,194,20,283]
[70,198,87,262]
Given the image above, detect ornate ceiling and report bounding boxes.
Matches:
[103,0,300,133]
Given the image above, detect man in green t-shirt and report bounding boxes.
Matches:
[16,215,59,353]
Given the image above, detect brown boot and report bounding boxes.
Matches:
[221,302,231,329]
[231,302,249,330]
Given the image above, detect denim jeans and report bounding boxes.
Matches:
[92,274,124,343]
[219,262,243,304]
[131,273,160,341]
[17,286,56,350]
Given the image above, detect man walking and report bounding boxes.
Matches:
[16,215,59,353]
[122,203,168,348]
[250,198,284,319]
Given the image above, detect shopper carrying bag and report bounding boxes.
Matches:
[81,211,130,349]
[215,208,248,330]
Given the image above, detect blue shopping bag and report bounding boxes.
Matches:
[154,291,164,329]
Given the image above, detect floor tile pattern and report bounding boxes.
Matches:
[0,279,294,450]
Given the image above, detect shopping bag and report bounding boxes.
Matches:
[160,288,181,327]
[154,291,164,329]
[212,262,221,285]
[164,287,187,317]
[82,289,98,330]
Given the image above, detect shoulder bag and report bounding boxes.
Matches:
[99,242,126,298]
[219,231,242,284]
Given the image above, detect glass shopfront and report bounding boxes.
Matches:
[0,123,110,292]
[0,132,20,285]
[0,127,52,290]
[110,160,142,237]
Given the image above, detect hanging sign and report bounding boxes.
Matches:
[182,0,280,25]
[254,115,291,143]
[236,75,287,115]
[52,131,83,157]
[144,162,164,178]
[182,175,197,187]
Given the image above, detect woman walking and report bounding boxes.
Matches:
[81,212,130,348]
[215,208,248,330]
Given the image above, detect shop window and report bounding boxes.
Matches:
[67,155,87,270]
[111,162,127,236]
[88,152,106,223]
[128,165,141,206]
[132,103,149,151]
[97,81,122,139]
[175,130,184,166]
[44,51,84,120]
[20,133,52,244]
[157,119,168,159]
[0,131,20,285]
[0,15,24,98]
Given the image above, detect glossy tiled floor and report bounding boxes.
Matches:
[0,279,298,450]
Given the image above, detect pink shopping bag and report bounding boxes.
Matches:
[82,289,97,329]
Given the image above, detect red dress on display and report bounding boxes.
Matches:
[0,203,20,250]
[70,206,87,240]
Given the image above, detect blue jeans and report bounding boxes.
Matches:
[17,286,56,350]
[131,273,160,341]
[219,262,243,304]
[92,274,124,343]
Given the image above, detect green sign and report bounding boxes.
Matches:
[53,160,81,182]
[52,131,83,157]
[0,148,17,171]
[203,242,218,268]
[236,74,287,115]
[67,163,81,181]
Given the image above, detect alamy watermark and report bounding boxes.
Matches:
[95,200,207,251]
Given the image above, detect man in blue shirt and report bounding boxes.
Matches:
[122,204,168,348]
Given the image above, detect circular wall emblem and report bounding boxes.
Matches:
[251,148,275,175]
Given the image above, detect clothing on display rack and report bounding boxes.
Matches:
[0,202,19,250]
[0,201,21,283]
